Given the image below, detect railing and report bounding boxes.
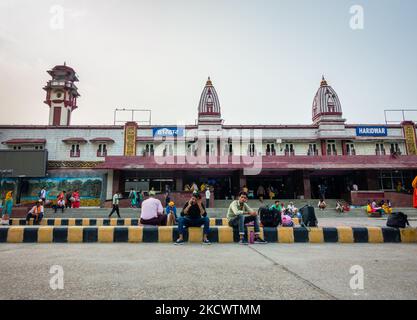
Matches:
[375,149,386,155]
[307,150,319,156]
[284,150,295,156]
[70,150,80,158]
[97,150,107,157]
[346,149,356,156]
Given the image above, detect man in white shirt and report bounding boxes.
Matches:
[109,191,121,218]
[26,200,44,225]
[140,191,166,225]
[205,187,211,208]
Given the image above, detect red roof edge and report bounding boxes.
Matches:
[2,139,46,145]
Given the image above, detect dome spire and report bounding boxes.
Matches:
[320,75,328,87]
[198,76,221,124]
[312,76,343,124]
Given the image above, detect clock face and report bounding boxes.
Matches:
[56,91,62,98]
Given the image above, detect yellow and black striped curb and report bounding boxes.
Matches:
[8,218,301,227]
[0,226,416,243]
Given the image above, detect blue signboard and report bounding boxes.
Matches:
[153,127,184,137]
[356,126,387,137]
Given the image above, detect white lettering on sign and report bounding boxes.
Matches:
[357,127,387,135]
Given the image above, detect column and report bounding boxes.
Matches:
[303,170,312,199]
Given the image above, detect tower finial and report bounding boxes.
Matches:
[64,61,66,66]
[206,76,212,86]
[320,75,328,87]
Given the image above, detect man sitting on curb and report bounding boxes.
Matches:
[227,192,268,245]
[26,200,44,225]
[175,191,210,245]
[140,191,167,225]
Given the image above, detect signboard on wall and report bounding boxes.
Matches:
[153,127,184,137]
[124,122,137,156]
[402,122,417,155]
[356,126,387,137]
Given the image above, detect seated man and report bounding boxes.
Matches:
[140,191,167,225]
[227,192,267,245]
[175,191,210,245]
[166,201,177,226]
[270,200,283,214]
[26,200,44,225]
[54,191,66,213]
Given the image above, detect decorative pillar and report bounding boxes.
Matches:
[365,171,379,190]
[175,174,183,192]
[124,122,138,156]
[401,121,417,155]
[341,140,347,156]
[239,171,247,189]
[303,170,311,199]
[320,140,326,156]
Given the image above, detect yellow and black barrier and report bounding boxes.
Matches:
[8,218,301,227]
[0,226,416,243]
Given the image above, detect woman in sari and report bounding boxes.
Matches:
[1,191,13,225]
[412,176,417,208]
[72,190,81,208]
[129,188,137,208]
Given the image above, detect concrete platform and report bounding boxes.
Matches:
[1,243,417,299]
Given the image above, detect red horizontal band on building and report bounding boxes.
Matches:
[89,137,115,143]
[1,139,46,145]
[62,137,88,143]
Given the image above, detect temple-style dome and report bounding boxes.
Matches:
[198,77,221,120]
[312,76,342,123]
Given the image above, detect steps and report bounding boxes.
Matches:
[42,207,417,219]
[1,225,416,243]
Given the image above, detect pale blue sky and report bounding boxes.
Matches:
[0,0,416,125]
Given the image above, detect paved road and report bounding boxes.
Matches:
[1,243,416,300]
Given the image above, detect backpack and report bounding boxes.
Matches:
[259,205,281,227]
[299,205,318,227]
[387,212,410,228]
[281,214,294,227]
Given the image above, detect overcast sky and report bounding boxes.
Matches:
[0,0,416,126]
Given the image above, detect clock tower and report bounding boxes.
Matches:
[44,63,80,126]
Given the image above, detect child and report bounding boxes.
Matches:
[166,201,177,226]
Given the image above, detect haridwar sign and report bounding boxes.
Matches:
[356,126,388,137]
[153,127,184,137]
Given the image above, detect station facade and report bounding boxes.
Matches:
[1,65,417,205]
